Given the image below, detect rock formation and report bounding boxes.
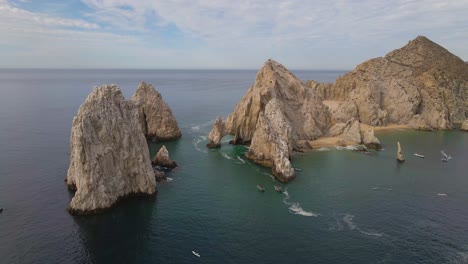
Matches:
[361,129,381,149]
[207,116,226,148]
[328,119,381,149]
[307,36,468,130]
[209,60,331,182]
[461,120,468,131]
[397,142,405,163]
[131,81,181,141]
[152,145,177,169]
[66,85,156,215]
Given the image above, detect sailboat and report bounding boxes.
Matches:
[397,142,405,163]
[441,150,452,162]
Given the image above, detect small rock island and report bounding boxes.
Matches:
[208,36,468,182]
[66,82,180,215]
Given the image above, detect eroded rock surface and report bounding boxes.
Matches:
[66,85,156,215]
[207,116,226,148]
[132,81,181,141]
[152,145,177,169]
[461,120,468,131]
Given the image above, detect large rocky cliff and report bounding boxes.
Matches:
[208,60,331,182]
[131,81,181,141]
[66,85,156,215]
[307,36,468,129]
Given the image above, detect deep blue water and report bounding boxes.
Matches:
[0,69,467,264]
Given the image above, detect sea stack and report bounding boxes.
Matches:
[208,60,331,182]
[152,145,177,169]
[207,116,226,148]
[307,36,468,130]
[66,85,156,215]
[397,142,405,163]
[131,81,181,141]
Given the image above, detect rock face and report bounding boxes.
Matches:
[152,145,177,169]
[209,60,331,182]
[207,116,226,148]
[362,129,381,149]
[461,120,468,131]
[308,36,468,130]
[131,81,181,141]
[397,142,405,162]
[328,119,381,149]
[66,85,156,215]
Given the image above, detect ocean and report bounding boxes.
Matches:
[0,69,467,264]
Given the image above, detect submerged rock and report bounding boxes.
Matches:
[132,81,181,141]
[207,116,226,148]
[152,145,177,169]
[66,85,156,215]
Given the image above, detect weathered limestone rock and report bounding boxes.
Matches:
[362,129,381,149]
[324,100,359,123]
[245,98,295,182]
[207,116,226,148]
[66,85,156,215]
[131,81,181,141]
[209,60,330,182]
[461,120,468,131]
[397,142,405,163]
[340,119,362,143]
[308,36,468,130]
[152,145,177,169]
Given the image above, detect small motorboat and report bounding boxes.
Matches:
[257,185,265,192]
[441,150,452,162]
[413,153,425,158]
[192,251,200,257]
[274,185,283,193]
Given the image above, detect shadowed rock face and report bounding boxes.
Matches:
[132,81,181,141]
[210,60,331,182]
[66,85,156,215]
[307,36,468,130]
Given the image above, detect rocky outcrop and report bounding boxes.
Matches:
[210,60,331,181]
[361,129,381,149]
[397,142,405,162]
[154,170,167,182]
[152,145,177,169]
[131,81,181,141]
[207,116,226,148]
[66,85,156,215]
[461,120,468,131]
[308,36,468,130]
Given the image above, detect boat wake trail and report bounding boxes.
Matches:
[282,188,319,217]
[193,136,208,153]
[342,214,383,237]
[236,155,246,164]
[221,152,233,160]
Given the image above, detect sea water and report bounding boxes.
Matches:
[0,69,467,263]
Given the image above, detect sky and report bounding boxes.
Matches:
[0,0,467,69]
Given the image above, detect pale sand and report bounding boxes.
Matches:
[308,124,412,149]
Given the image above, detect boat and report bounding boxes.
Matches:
[441,150,452,162]
[257,185,265,192]
[274,185,283,193]
[397,142,405,163]
[192,251,200,257]
[413,153,425,158]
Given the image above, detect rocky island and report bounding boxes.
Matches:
[208,36,468,182]
[66,82,180,215]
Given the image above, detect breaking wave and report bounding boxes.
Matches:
[237,155,246,164]
[282,189,319,217]
[221,152,233,160]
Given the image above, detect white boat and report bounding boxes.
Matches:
[192,251,200,257]
[441,150,452,162]
[413,153,425,158]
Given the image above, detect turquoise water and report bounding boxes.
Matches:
[0,70,467,263]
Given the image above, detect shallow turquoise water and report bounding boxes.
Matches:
[0,69,467,263]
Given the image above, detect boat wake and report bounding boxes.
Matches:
[342,214,383,237]
[236,155,246,164]
[221,152,233,160]
[282,189,319,217]
[193,136,208,153]
[166,177,173,182]
[262,172,277,181]
[191,125,200,132]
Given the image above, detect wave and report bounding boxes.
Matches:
[237,155,246,164]
[262,172,276,181]
[221,152,233,160]
[191,125,200,132]
[166,177,173,182]
[282,189,319,217]
[193,136,208,153]
[317,147,330,151]
[437,193,448,197]
[342,214,383,237]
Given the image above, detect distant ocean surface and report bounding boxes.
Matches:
[1,69,468,264]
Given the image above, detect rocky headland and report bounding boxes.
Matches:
[66,82,180,215]
[208,36,467,182]
[132,81,181,141]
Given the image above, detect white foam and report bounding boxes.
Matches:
[262,172,276,181]
[221,152,233,160]
[237,155,246,164]
[282,189,319,217]
[191,125,200,132]
[166,177,173,182]
[317,147,330,151]
[342,214,383,237]
[437,193,448,197]
[193,136,208,153]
